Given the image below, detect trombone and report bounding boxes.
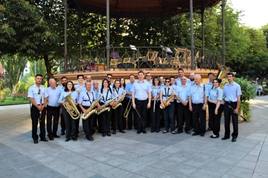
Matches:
[123,99,132,119]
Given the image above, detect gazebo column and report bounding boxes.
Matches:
[221,0,226,65]
[64,0,68,72]
[189,0,195,70]
[106,0,110,70]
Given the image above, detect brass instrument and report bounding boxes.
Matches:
[80,97,101,120]
[123,99,132,119]
[160,94,175,109]
[112,91,126,109]
[96,98,117,115]
[63,94,80,120]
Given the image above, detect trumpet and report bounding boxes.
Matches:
[63,94,80,120]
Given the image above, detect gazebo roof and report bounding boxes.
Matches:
[69,0,221,17]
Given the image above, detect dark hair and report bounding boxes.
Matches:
[61,76,67,80]
[120,78,126,88]
[138,70,144,75]
[107,74,112,77]
[227,72,235,77]
[208,72,215,77]
[113,79,121,89]
[170,76,175,79]
[129,74,135,78]
[64,81,75,92]
[48,77,56,81]
[35,74,43,78]
[101,78,111,93]
[77,74,84,79]
[214,78,222,84]
[178,68,184,72]
[152,77,160,86]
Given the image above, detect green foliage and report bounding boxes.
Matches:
[235,77,256,121]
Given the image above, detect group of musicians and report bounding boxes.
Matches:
[28,68,242,144]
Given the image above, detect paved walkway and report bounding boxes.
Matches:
[0,96,268,178]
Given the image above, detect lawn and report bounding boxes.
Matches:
[0,96,29,106]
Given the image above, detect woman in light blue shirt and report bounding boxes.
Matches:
[58,81,78,142]
[150,77,161,133]
[208,78,224,138]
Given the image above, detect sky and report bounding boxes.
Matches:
[230,0,268,28]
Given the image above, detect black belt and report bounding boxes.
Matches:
[225,101,237,104]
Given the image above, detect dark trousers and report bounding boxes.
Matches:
[62,108,75,139]
[60,106,65,133]
[99,110,111,134]
[224,102,239,138]
[82,106,93,137]
[127,103,136,130]
[177,103,191,132]
[150,100,160,132]
[111,105,123,131]
[46,106,60,136]
[135,99,148,132]
[30,105,46,140]
[192,104,206,134]
[163,102,175,131]
[208,102,224,136]
[208,102,214,129]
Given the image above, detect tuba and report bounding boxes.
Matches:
[160,94,175,109]
[63,94,80,120]
[112,91,126,110]
[80,96,101,120]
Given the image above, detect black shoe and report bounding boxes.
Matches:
[72,137,78,141]
[40,138,48,142]
[137,131,141,134]
[162,130,168,134]
[192,132,199,136]
[107,132,111,136]
[33,140,38,144]
[102,133,106,137]
[207,128,212,132]
[61,131,65,135]
[151,130,155,133]
[142,130,147,134]
[65,138,71,142]
[231,137,237,142]
[185,130,191,134]
[177,130,183,134]
[200,133,205,137]
[119,130,126,133]
[86,136,94,141]
[210,135,219,138]
[171,131,177,134]
[48,135,54,140]
[222,137,230,140]
[112,130,116,134]
[53,135,60,138]
[156,130,160,133]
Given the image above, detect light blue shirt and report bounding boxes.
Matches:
[92,88,101,100]
[161,86,175,101]
[28,84,46,105]
[78,90,95,107]
[112,87,125,99]
[75,84,86,94]
[151,86,161,99]
[208,87,223,103]
[189,84,205,104]
[100,88,113,104]
[45,86,61,107]
[58,91,78,104]
[125,82,134,99]
[132,80,151,100]
[223,82,242,102]
[205,82,213,97]
[175,85,190,103]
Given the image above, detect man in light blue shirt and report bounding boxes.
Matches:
[175,68,190,87]
[59,76,67,135]
[222,72,242,142]
[28,74,47,144]
[175,77,191,134]
[132,71,151,134]
[189,74,207,136]
[45,78,61,140]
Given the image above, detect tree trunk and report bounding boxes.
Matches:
[43,54,53,82]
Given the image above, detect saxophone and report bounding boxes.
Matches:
[96,98,117,115]
[112,91,126,110]
[63,94,80,120]
[160,94,175,109]
[80,96,101,120]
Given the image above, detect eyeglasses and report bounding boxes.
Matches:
[165,81,170,83]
